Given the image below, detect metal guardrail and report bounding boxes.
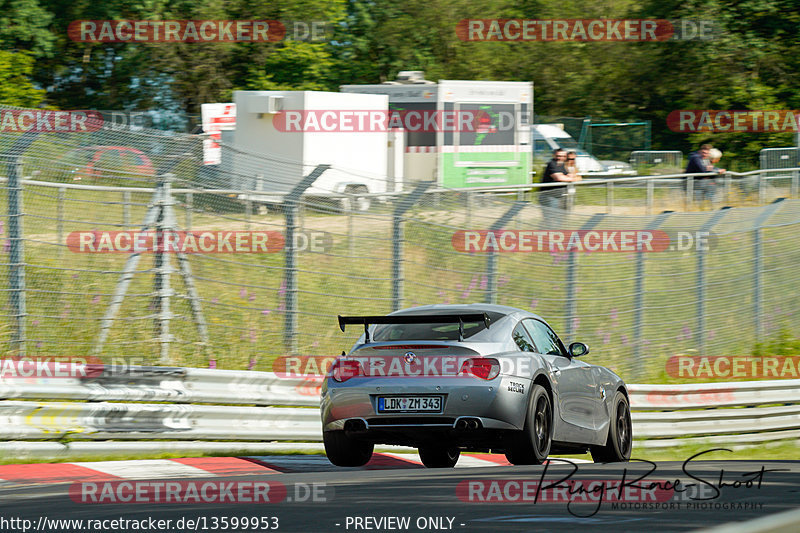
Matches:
[1,363,797,452]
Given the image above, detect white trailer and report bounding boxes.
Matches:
[226,90,396,208]
[341,75,532,188]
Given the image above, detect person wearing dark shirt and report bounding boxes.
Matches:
[539,149,576,210]
[686,144,725,205]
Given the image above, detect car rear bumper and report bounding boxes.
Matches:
[321,375,529,445]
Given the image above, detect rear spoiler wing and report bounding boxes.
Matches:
[337,313,491,343]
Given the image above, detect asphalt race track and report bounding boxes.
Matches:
[0,457,798,533]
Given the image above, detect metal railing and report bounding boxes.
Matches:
[0,363,797,455]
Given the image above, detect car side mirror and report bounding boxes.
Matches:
[568,342,589,357]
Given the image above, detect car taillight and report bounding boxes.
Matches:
[331,359,364,382]
[460,358,500,380]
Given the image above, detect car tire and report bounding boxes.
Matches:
[590,391,632,463]
[418,445,460,468]
[505,384,552,465]
[323,431,374,467]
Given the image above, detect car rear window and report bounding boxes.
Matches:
[371,311,505,341]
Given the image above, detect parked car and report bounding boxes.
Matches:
[55,145,155,181]
[321,304,632,468]
[532,124,636,177]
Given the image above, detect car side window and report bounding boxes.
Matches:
[512,322,536,352]
[522,319,567,356]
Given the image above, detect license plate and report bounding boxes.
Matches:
[378,396,442,413]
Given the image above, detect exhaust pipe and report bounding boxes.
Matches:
[344,419,367,432]
[455,417,482,430]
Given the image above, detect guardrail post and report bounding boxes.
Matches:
[485,201,526,304]
[646,179,654,215]
[392,182,434,311]
[283,165,330,354]
[565,214,605,341]
[6,156,26,357]
[606,181,614,214]
[633,211,672,380]
[753,199,785,341]
[696,207,731,355]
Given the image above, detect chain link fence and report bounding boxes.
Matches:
[2,104,800,383]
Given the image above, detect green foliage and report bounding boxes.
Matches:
[752,330,800,358]
[2,0,798,164]
[0,50,45,106]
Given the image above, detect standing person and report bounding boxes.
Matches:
[539,149,576,210]
[686,144,725,205]
[565,151,582,181]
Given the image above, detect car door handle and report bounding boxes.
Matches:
[553,368,561,375]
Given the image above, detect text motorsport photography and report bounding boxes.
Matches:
[457,451,780,518]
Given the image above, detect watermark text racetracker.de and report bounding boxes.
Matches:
[68,20,333,43]
[667,110,800,132]
[0,110,103,133]
[451,230,713,253]
[455,19,720,41]
[271,109,528,133]
[66,230,332,254]
[71,480,329,504]
[667,355,800,379]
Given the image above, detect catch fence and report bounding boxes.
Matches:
[2,104,800,383]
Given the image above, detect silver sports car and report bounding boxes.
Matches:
[320,304,631,468]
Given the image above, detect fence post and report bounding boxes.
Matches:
[283,165,330,354]
[646,179,654,215]
[153,176,175,364]
[392,182,434,311]
[686,177,694,210]
[606,181,614,214]
[57,187,65,259]
[792,169,799,199]
[485,201,526,305]
[565,214,605,341]
[123,191,131,228]
[696,208,731,355]
[245,198,252,232]
[724,174,732,205]
[347,193,355,258]
[758,174,766,204]
[633,211,672,380]
[185,192,193,231]
[566,183,576,212]
[7,156,26,357]
[753,199,785,341]
[465,191,473,228]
